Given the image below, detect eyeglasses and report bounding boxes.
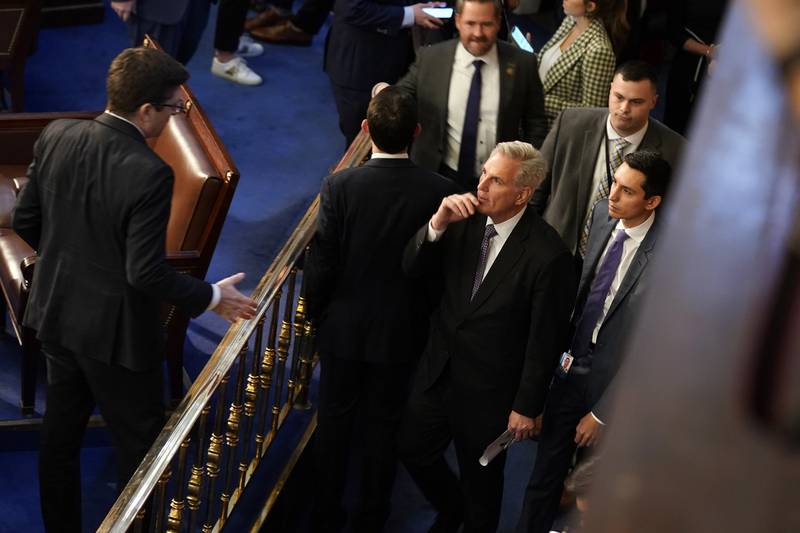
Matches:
[154,101,187,115]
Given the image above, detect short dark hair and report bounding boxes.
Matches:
[623,150,672,200]
[614,60,658,90]
[367,86,417,154]
[106,47,189,115]
[454,0,503,17]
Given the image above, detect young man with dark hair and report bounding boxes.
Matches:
[531,60,685,258]
[517,150,672,533]
[304,86,457,532]
[13,47,256,532]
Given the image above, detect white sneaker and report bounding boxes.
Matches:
[237,35,264,58]
[211,56,263,86]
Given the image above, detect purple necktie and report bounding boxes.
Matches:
[458,60,484,183]
[471,223,497,300]
[571,229,630,359]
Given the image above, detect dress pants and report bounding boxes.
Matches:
[292,0,334,36]
[38,346,165,533]
[328,82,372,150]
[398,366,510,533]
[313,354,414,533]
[515,374,588,533]
[214,0,250,52]
[126,0,211,64]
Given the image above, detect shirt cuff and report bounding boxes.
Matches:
[426,220,446,242]
[590,411,605,426]
[206,283,221,311]
[401,6,414,28]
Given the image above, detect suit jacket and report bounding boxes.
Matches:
[531,107,685,253]
[395,39,548,173]
[403,208,576,418]
[305,158,458,363]
[324,0,413,90]
[538,17,616,126]
[574,200,659,421]
[13,114,212,371]
[134,0,191,25]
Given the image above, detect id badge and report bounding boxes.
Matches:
[556,351,573,379]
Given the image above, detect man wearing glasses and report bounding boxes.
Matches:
[13,47,257,532]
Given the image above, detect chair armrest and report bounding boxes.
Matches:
[20,253,37,290]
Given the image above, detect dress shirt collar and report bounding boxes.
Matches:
[104,109,145,138]
[454,41,499,70]
[606,115,648,147]
[370,152,409,159]
[614,210,655,244]
[487,204,526,240]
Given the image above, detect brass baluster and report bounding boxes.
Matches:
[289,254,309,403]
[151,467,172,532]
[186,404,210,532]
[271,270,297,434]
[293,320,316,410]
[166,437,191,532]
[238,314,266,492]
[255,296,280,462]
[219,345,248,524]
[133,506,146,533]
[202,374,230,533]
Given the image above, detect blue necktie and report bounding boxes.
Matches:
[458,60,484,183]
[471,223,497,300]
[570,229,630,360]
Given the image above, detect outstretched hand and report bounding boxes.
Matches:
[430,193,479,231]
[213,272,258,322]
[111,0,135,21]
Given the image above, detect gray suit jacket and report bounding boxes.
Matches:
[531,107,684,253]
[395,39,548,174]
[575,200,659,421]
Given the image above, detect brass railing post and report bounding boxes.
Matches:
[186,404,210,532]
[219,344,248,524]
[202,373,230,532]
[167,437,191,532]
[238,314,266,492]
[271,270,297,434]
[255,296,280,462]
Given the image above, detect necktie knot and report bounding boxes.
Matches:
[483,223,497,240]
[612,228,629,245]
[472,59,484,71]
[612,138,630,153]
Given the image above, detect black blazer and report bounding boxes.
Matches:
[403,208,576,418]
[13,114,212,371]
[395,39,548,173]
[305,158,458,363]
[575,199,659,420]
[531,107,685,253]
[324,0,413,90]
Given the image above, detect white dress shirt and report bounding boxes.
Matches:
[583,117,649,228]
[537,35,565,81]
[590,211,655,342]
[427,206,526,283]
[371,152,409,159]
[443,42,500,178]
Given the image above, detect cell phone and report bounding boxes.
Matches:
[510,26,534,54]
[422,7,453,18]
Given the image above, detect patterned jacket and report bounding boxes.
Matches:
[538,17,616,126]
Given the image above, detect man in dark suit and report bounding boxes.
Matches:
[304,87,457,532]
[324,0,444,147]
[399,141,576,533]
[387,0,548,191]
[12,48,257,532]
[531,60,685,258]
[516,151,672,533]
[110,0,211,63]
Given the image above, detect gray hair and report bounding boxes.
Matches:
[490,141,547,189]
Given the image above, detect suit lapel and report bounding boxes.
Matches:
[574,115,607,235]
[604,219,658,321]
[638,120,664,152]
[497,44,516,137]
[434,41,458,136]
[467,209,530,311]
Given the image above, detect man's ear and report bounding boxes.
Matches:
[645,194,662,211]
[361,119,369,134]
[516,186,533,205]
[413,123,422,139]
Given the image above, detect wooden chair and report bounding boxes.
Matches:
[0,82,240,414]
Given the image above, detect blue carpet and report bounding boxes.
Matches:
[0,4,553,532]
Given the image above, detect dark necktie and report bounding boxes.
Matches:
[471,223,497,300]
[458,60,484,183]
[570,229,630,359]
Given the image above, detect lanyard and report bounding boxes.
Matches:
[604,130,614,188]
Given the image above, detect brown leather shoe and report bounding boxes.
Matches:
[244,7,289,31]
[250,21,313,46]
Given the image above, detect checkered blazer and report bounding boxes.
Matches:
[537,17,616,127]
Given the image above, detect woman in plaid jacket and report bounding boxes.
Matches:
[537,0,628,126]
